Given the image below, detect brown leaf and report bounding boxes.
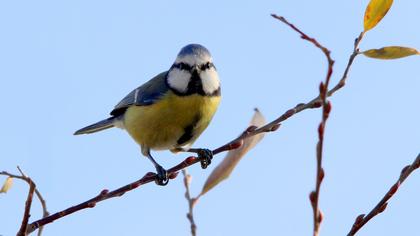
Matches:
[200,109,266,196]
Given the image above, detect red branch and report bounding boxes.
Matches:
[271,15,368,236]
[271,14,335,236]
[348,153,420,235]
[24,14,364,235]
[24,101,305,234]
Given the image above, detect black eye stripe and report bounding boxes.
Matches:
[172,62,215,72]
[200,62,215,70]
[172,62,192,71]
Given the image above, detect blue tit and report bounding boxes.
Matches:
[74,44,221,185]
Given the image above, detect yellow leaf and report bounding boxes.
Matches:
[364,0,393,32]
[363,46,420,59]
[200,109,266,196]
[0,177,13,193]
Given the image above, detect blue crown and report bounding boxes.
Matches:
[178,44,211,58]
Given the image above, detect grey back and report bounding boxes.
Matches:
[110,71,169,116]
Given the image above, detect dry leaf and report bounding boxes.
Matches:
[200,109,266,196]
[364,0,393,32]
[0,177,13,193]
[363,46,420,59]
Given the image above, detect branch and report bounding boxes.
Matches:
[271,14,335,236]
[272,14,334,236]
[17,177,35,236]
[347,153,420,235]
[328,31,364,97]
[25,14,362,235]
[270,14,334,67]
[34,188,49,236]
[0,167,49,236]
[270,15,366,236]
[182,169,197,236]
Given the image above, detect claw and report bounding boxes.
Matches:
[197,149,213,169]
[154,165,169,186]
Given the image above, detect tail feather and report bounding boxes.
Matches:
[74,117,117,135]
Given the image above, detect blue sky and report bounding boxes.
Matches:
[1,0,419,235]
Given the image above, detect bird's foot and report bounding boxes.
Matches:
[197,149,213,169]
[154,165,169,186]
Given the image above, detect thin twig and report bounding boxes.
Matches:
[16,167,50,236]
[328,31,364,97]
[16,168,36,236]
[270,15,367,236]
[17,180,35,236]
[25,14,362,235]
[182,169,197,236]
[347,153,420,235]
[34,187,49,236]
[271,14,335,236]
[1,167,49,236]
[271,14,333,65]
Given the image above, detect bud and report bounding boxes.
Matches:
[100,189,109,196]
[270,124,281,132]
[414,160,420,169]
[284,109,296,119]
[231,139,244,150]
[131,182,141,188]
[319,168,325,182]
[185,156,197,165]
[309,191,317,205]
[354,214,365,226]
[318,210,324,223]
[246,125,258,133]
[324,101,332,114]
[318,123,325,137]
[400,165,410,176]
[389,182,400,195]
[378,203,388,213]
[169,171,179,179]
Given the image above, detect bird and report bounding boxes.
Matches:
[74,44,221,185]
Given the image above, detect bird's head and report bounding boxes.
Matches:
[167,44,220,96]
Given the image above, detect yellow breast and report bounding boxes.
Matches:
[123,91,220,151]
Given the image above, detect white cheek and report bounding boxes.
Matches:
[200,68,220,94]
[167,69,191,92]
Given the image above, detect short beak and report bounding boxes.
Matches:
[192,65,200,74]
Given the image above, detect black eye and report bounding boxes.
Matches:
[200,62,212,70]
[177,62,192,71]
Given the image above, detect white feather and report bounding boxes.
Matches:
[167,68,191,93]
[200,67,220,94]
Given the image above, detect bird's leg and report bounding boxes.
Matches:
[179,148,213,169]
[145,150,168,186]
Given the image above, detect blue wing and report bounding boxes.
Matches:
[110,71,169,116]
